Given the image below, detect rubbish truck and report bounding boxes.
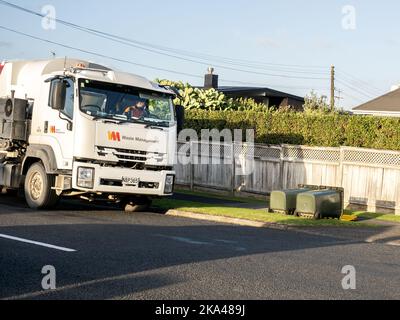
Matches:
[0,58,183,211]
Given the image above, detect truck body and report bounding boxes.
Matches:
[0,58,179,210]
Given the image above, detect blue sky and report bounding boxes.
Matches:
[1,0,400,109]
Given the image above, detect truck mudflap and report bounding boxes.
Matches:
[72,161,175,196]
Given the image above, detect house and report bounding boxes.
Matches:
[202,68,305,111]
[352,85,400,117]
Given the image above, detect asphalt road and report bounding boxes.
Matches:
[0,194,399,300]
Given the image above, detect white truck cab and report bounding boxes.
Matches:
[0,58,182,210]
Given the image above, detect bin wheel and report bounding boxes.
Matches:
[314,211,322,220]
[288,209,296,216]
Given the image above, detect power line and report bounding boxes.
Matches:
[336,68,383,95]
[337,68,383,91]
[219,78,328,91]
[0,26,370,109]
[2,0,383,101]
[336,78,375,99]
[339,90,365,103]
[2,0,378,105]
[336,73,382,97]
[337,77,377,98]
[0,24,325,95]
[0,25,203,79]
[0,0,330,79]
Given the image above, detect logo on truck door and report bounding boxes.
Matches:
[108,131,121,142]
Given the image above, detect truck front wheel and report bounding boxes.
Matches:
[24,163,59,209]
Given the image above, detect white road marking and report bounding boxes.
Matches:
[214,239,238,244]
[214,239,247,251]
[154,234,212,245]
[154,235,249,251]
[0,233,77,252]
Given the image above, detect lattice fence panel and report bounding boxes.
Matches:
[283,146,340,163]
[343,149,400,167]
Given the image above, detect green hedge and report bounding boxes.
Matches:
[184,110,400,151]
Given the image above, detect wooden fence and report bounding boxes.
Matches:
[175,141,400,214]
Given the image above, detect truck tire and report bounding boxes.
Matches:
[24,162,59,209]
[123,197,152,213]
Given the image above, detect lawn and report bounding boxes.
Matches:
[154,189,400,227]
[174,188,267,204]
[351,211,400,223]
[153,197,382,228]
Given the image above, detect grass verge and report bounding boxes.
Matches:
[174,188,266,204]
[351,211,400,223]
[153,198,380,228]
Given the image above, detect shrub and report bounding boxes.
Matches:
[156,79,268,112]
[184,109,400,151]
[156,79,400,150]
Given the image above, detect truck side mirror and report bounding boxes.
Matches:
[175,105,185,134]
[50,79,67,111]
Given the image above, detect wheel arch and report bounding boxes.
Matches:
[22,145,58,175]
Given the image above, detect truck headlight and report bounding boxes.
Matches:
[164,175,175,194]
[77,167,94,189]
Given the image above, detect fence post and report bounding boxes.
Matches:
[339,147,344,187]
[279,145,285,189]
[339,147,346,207]
[190,140,194,191]
[231,143,236,196]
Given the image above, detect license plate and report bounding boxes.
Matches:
[122,177,140,186]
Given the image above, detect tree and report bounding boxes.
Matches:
[303,91,331,112]
[156,79,268,112]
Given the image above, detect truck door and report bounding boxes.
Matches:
[41,78,75,170]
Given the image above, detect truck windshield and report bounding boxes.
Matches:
[79,79,175,127]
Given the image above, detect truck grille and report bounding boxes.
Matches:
[115,154,147,162]
[97,146,148,162]
[114,148,146,155]
[95,146,170,171]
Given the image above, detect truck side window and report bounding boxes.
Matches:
[62,79,74,119]
[49,78,75,119]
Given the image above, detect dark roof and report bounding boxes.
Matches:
[216,86,304,101]
[353,88,400,112]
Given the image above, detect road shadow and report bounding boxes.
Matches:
[0,193,122,214]
[0,217,395,300]
[0,192,399,300]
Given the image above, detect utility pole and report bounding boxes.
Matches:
[330,65,335,111]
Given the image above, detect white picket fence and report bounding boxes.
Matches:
[175,141,400,214]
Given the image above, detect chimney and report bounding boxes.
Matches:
[204,67,218,89]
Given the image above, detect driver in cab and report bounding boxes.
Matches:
[123,101,148,119]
